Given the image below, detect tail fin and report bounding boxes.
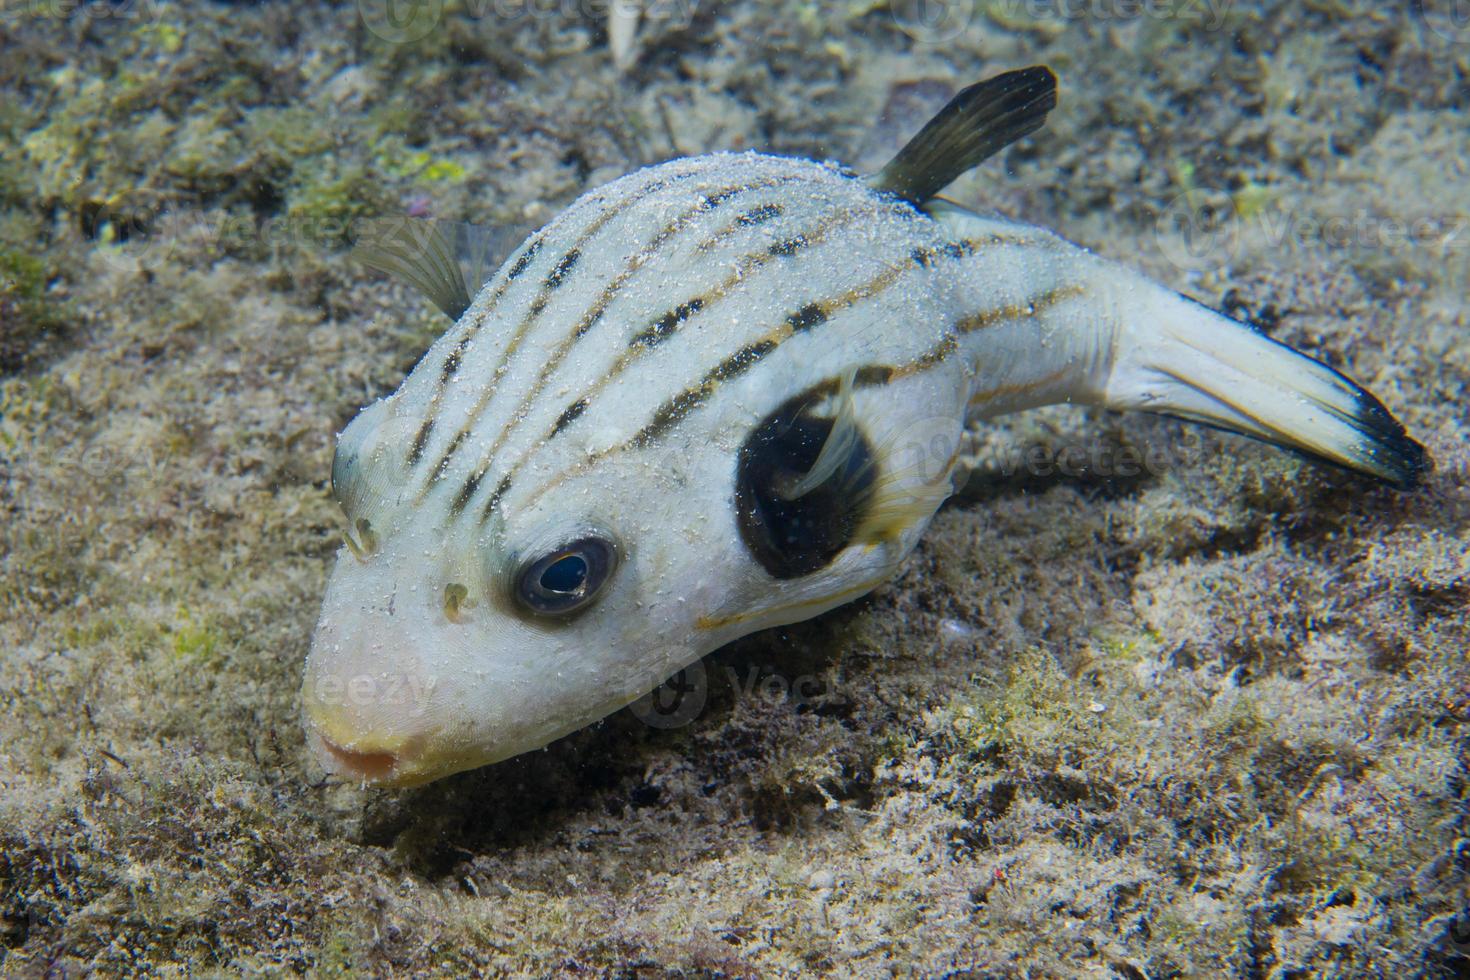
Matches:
[1104,287,1427,489]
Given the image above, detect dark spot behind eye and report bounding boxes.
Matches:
[734,384,877,579]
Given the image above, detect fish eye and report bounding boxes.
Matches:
[514,535,619,616]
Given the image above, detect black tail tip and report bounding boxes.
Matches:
[1354,390,1430,491]
[1378,435,1430,491]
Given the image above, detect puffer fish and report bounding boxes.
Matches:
[303,67,1426,786]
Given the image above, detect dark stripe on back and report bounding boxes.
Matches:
[631,339,781,449]
[550,398,588,436]
[451,468,484,516]
[737,203,782,226]
[906,333,959,373]
[844,336,959,388]
[786,302,826,332]
[480,474,512,521]
[632,388,710,449]
[409,417,435,466]
[630,298,705,349]
[911,241,976,267]
[440,337,468,382]
[707,338,779,383]
[438,430,467,472]
[545,249,580,289]
[507,238,542,279]
[846,342,958,391]
[957,283,1085,334]
[768,236,807,257]
[699,187,744,211]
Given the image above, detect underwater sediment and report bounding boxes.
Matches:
[1,0,1467,974]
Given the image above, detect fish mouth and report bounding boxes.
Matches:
[308,726,411,784]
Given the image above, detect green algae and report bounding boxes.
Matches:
[0,249,70,374]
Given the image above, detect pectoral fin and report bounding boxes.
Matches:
[782,368,862,501]
[353,218,516,320]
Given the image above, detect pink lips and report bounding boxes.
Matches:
[311,729,400,782]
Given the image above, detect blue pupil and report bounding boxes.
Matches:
[540,554,588,594]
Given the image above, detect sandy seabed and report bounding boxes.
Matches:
[1,1,1467,975]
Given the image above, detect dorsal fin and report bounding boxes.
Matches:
[868,65,1057,207]
[353,218,512,320]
